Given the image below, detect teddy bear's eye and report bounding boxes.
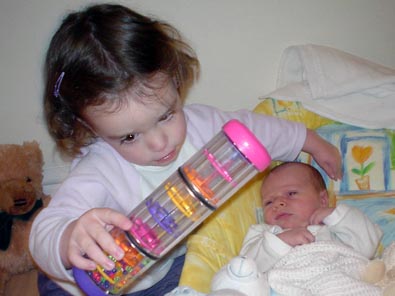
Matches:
[26,177,32,183]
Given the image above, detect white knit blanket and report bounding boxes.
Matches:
[268,241,382,296]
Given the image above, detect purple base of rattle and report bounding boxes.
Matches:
[73,267,108,296]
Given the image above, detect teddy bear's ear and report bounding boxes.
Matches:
[22,141,44,168]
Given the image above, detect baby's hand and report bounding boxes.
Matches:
[61,208,133,271]
[277,227,315,247]
[309,207,335,225]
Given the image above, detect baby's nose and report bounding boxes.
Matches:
[274,199,286,208]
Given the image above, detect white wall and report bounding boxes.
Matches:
[1,0,395,193]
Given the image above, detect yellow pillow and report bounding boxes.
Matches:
[253,98,335,130]
[179,173,265,292]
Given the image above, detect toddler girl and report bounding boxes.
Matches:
[29,4,341,295]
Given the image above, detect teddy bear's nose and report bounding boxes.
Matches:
[7,186,37,216]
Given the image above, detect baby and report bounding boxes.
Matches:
[180,162,389,296]
[240,162,382,272]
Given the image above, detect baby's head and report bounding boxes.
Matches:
[44,4,199,158]
[261,162,329,229]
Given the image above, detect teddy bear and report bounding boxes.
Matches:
[0,141,50,295]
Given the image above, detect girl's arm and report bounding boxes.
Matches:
[185,105,342,180]
[302,129,342,180]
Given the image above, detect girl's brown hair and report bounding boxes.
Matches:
[44,4,199,157]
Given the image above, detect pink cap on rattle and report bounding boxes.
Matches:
[223,119,271,171]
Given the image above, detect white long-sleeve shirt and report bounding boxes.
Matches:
[29,104,306,295]
[240,203,383,274]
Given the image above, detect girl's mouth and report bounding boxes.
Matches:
[156,149,177,165]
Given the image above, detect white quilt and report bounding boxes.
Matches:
[268,241,381,296]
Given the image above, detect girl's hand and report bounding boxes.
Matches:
[303,129,342,180]
[277,227,315,247]
[60,208,133,271]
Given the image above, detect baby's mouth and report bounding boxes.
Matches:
[275,212,291,221]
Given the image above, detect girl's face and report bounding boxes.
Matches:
[261,164,328,229]
[84,74,187,166]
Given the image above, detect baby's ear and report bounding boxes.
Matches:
[319,190,329,207]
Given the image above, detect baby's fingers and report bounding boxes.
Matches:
[302,231,315,244]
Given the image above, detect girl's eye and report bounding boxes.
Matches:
[288,191,297,197]
[159,110,175,122]
[121,133,137,144]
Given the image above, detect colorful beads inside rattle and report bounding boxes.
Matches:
[130,218,161,251]
[86,229,153,294]
[146,199,178,234]
[183,166,215,202]
[165,182,197,219]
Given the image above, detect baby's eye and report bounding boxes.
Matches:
[287,191,297,197]
[121,133,137,144]
[263,200,272,207]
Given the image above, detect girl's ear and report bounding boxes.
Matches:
[319,190,329,207]
[77,117,98,136]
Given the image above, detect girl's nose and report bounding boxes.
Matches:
[146,127,167,152]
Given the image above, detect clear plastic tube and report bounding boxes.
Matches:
[73,119,271,295]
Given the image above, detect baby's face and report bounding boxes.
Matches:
[261,164,327,229]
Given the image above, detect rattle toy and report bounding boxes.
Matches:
[73,119,271,295]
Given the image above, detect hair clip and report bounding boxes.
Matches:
[53,72,65,98]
